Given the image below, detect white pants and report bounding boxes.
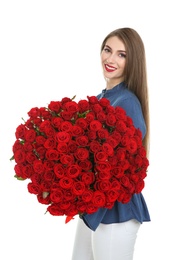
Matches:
[71,218,140,260]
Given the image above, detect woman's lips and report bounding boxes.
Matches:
[105,64,116,72]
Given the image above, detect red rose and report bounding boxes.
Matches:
[54,164,65,178]
[25,151,37,164]
[115,120,127,132]
[47,204,64,216]
[64,204,78,217]
[57,142,68,153]
[44,138,57,149]
[67,140,78,153]
[40,180,51,192]
[119,191,132,204]
[92,191,106,207]
[74,147,89,161]
[33,160,45,174]
[99,97,110,107]
[111,167,124,178]
[94,151,108,162]
[14,149,26,164]
[60,154,74,165]
[92,104,103,113]
[81,171,95,184]
[55,131,71,143]
[76,202,87,213]
[85,112,95,123]
[90,120,102,131]
[97,128,109,139]
[71,125,84,137]
[45,149,59,161]
[51,117,63,129]
[63,101,79,113]
[106,136,119,148]
[86,203,99,214]
[102,143,114,156]
[27,107,40,118]
[60,111,74,120]
[106,188,119,203]
[48,101,61,113]
[127,138,138,154]
[95,161,111,172]
[61,97,72,106]
[50,189,64,203]
[43,171,54,181]
[97,170,111,180]
[35,136,46,145]
[14,164,25,178]
[43,161,55,171]
[15,124,26,139]
[78,160,92,171]
[64,189,76,201]
[81,190,93,202]
[35,146,46,159]
[44,126,56,137]
[89,140,101,153]
[28,182,40,195]
[72,181,86,195]
[87,95,99,104]
[95,180,111,192]
[75,118,88,130]
[22,164,34,178]
[37,192,51,205]
[59,201,71,210]
[40,108,52,120]
[12,140,23,153]
[96,111,106,122]
[114,106,127,120]
[106,113,117,126]
[59,121,73,132]
[24,129,36,142]
[39,120,51,131]
[59,177,73,189]
[76,136,89,146]
[78,99,90,113]
[134,155,143,167]
[116,148,126,161]
[120,175,131,188]
[138,146,147,158]
[135,179,145,193]
[66,165,81,178]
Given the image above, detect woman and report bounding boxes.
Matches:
[72,27,150,260]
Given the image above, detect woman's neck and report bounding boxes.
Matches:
[106,80,124,90]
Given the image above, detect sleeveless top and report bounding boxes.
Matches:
[82,82,151,231]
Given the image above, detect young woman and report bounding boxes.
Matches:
[72,27,150,260]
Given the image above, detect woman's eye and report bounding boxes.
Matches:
[119,53,126,58]
[104,48,111,53]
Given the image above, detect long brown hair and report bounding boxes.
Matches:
[101,27,150,156]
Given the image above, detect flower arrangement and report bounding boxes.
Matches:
[10,95,149,223]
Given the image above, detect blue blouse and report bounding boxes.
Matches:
[82,82,150,231]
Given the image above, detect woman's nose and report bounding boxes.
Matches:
[106,54,116,63]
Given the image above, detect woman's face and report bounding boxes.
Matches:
[101,36,126,88]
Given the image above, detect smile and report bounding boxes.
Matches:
[105,64,116,72]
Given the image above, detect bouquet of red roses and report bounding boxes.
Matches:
[11,95,149,223]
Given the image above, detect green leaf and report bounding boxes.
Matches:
[71,95,76,100]
[14,175,26,181]
[10,155,14,161]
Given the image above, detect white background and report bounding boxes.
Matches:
[0,0,172,259]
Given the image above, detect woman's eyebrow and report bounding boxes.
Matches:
[104,44,111,49]
[104,45,126,53]
[117,50,126,53]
